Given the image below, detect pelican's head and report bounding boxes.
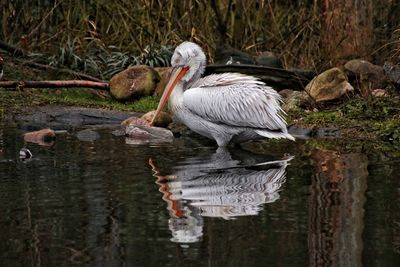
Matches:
[171,41,206,84]
[151,41,206,126]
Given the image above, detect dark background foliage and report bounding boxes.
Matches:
[1,0,399,72]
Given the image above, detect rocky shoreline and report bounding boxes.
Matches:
[1,48,399,148]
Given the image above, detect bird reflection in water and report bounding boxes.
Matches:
[149,148,293,243]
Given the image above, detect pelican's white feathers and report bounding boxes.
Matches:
[155,41,294,146]
[190,72,263,88]
[183,73,288,132]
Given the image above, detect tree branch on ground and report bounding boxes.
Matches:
[0,80,109,90]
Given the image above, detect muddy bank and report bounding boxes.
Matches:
[12,106,142,130]
[2,103,398,152]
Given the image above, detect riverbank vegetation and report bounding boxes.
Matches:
[1,0,400,146]
[2,0,400,73]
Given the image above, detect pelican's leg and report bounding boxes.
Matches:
[214,134,232,147]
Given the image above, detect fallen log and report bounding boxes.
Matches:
[0,80,109,90]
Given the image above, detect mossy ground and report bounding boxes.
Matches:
[287,95,400,150]
[0,89,159,113]
[0,58,159,113]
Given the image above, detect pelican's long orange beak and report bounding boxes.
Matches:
[150,66,189,126]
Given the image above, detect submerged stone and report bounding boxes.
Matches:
[121,116,150,127]
[23,128,55,146]
[141,110,172,128]
[125,124,173,145]
[76,129,100,142]
[122,116,174,144]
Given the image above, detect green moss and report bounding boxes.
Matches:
[130,96,159,112]
[301,111,344,125]
[287,95,400,146]
[0,89,159,113]
[380,119,400,144]
[341,96,400,120]
[1,91,41,111]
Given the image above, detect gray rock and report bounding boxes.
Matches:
[344,59,386,92]
[305,68,354,102]
[111,129,125,137]
[282,91,308,112]
[345,59,383,75]
[383,62,400,85]
[279,89,295,99]
[125,124,173,145]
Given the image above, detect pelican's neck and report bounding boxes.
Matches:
[168,63,204,113]
[187,64,205,88]
[168,81,185,113]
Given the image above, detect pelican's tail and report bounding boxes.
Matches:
[255,129,295,141]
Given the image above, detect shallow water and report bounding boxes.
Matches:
[0,125,400,266]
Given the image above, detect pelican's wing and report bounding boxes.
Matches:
[183,73,287,131]
[191,73,263,88]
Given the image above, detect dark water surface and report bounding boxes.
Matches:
[1,125,400,266]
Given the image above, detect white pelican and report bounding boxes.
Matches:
[151,41,294,146]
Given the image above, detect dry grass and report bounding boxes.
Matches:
[1,0,400,71]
